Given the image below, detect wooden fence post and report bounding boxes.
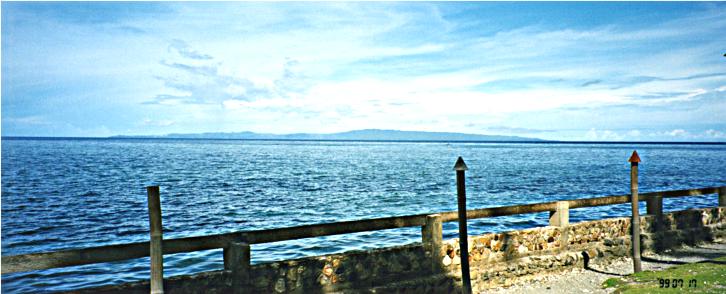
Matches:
[646,193,663,234]
[628,151,642,273]
[224,242,251,293]
[719,187,726,207]
[549,201,569,250]
[549,201,569,227]
[454,157,472,294]
[646,194,663,216]
[422,214,443,273]
[147,186,165,294]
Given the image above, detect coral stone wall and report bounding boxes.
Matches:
[246,244,444,293]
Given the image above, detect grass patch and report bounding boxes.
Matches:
[602,256,726,293]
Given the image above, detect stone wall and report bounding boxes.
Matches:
[68,207,725,293]
[69,244,455,294]
[439,207,725,292]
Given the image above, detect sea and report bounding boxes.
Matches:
[1,138,725,292]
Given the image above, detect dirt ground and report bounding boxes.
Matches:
[484,240,726,293]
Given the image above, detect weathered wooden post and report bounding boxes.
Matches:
[147,186,165,294]
[549,201,570,250]
[549,201,569,227]
[628,151,642,273]
[422,214,443,273]
[719,186,726,207]
[224,242,251,293]
[454,157,472,294]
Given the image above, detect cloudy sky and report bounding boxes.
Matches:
[2,2,725,141]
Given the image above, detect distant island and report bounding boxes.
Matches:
[112,129,544,142]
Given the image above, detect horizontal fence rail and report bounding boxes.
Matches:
[2,186,723,274]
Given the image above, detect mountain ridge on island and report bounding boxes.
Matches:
[111,129,545,142]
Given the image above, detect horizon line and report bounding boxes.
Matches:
[2,136,725,145]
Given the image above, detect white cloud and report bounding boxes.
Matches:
[668,129,689,137]
[142,4,724,117]
[638,129,726,141]
[584,128,625,141]
[704,129,726,138]
[576,128,726,142]
[627,130,642,138]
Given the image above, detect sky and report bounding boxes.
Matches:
[2,2,725,141]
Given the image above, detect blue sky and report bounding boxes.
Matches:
[2,2,725,141]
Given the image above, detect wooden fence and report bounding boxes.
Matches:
[3,186,724,276]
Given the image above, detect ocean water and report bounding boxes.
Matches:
[1,138,724,292]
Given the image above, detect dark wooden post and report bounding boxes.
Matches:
[422,214,443,273]
[147,186,165,294]
[224,242,251,293]
[719,187,726,207]
[646,192,663,235]
[646,194,663,216]
[628,151,642,273]
[454,157,472,294]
